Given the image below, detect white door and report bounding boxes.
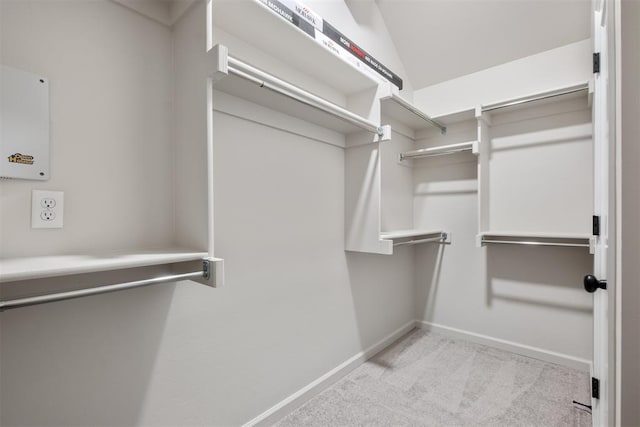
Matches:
[588,0,612,425]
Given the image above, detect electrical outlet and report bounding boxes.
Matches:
[32,190,63,229]
[41,198,56,209]
[40,210,56,221]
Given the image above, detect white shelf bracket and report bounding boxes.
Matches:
[208,44,229,81]
[475,106,492,125]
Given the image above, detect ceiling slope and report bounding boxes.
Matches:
[376,0,591,89]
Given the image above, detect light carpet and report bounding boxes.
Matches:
[274,329,591,426]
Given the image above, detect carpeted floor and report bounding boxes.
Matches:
[274,329,592,426]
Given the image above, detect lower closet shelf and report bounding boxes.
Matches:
[380,229,451,247]
[0,249,209,282]
[479,231,595,253]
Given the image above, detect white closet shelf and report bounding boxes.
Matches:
[210,45,387,138]
[380,94,446,134]
[481,81,592,114]
[427,82,591,126]
[212,0,378,95]
[399,141,478,161]
[0,249,209,283]
[381,229,451,247]
[432,108,477,125]
[479,231,595,253]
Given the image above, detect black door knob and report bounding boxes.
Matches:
[584,274,607,293]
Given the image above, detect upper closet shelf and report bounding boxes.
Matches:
[481,81,592,114]
[380,94,446,134]
[421,81,592,126]
[381,229,451,247]
[210,44,388,138]
[0,249,209,283]
[212,0,379,95]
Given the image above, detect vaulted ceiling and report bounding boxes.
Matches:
[375,0,591,89]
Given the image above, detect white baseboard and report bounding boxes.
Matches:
[416,320,592,372]
[242,320,417,427]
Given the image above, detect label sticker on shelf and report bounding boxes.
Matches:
[293,3,323,30]
[258,0,403,89]
[321,21,403,90]
[259,0,315,38]
[315,31,342,58]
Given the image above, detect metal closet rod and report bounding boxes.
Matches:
[393,233,448,247]
[482,83,590,112]
[481,238,590,249]
[226,56,384,137]
[0,271,204,312]
[389,95,446,134]
[400,141,474,161]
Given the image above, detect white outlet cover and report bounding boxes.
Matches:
[32,190,63,229]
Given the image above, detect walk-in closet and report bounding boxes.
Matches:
[1,0,639,426]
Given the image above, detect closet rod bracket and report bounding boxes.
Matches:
[376,125,391,141]
[196,257,224,288]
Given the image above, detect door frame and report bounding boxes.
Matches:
[592,0,617,425]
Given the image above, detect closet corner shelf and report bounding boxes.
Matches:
[381,229,451,247]
[479,231,595,253]
[212,0,379,95]
[380,94,446,134]
[481,81,592,114]
[0,249,209,283]
[432,108,477,125]
[399,140,477,161]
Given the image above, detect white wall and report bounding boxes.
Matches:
[1,1,417,425]
[413,39,592,118]
[0,0,175,258]
[0,1,178,425]
[409,42,595,363]
[174,1,416,423]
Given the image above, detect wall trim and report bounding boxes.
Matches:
[242,320,417,427]
[416,320,592,372]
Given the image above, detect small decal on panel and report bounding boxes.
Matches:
[294,4,322,30]
[8,153,35,165]
[316,32,341,57]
